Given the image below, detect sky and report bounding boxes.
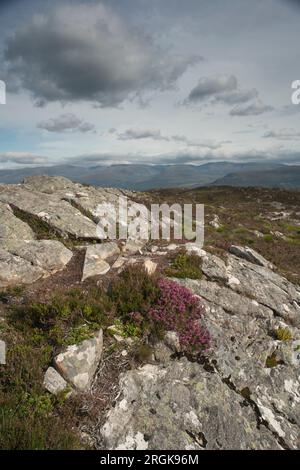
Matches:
[0,0,300,168]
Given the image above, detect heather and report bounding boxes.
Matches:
[148,278,210,352]
[110,267,210,353]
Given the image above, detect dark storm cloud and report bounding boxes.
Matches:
[37,114,95,133]
[4,3,200,107]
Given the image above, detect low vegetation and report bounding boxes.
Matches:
[0,265,210,449]
[109,266,210,353]
[275,327,292,342]
[0,341,82,450]
[164,252,202,279]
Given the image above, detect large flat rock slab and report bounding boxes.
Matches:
[0,185,100,240]
[54,330,103,391]
[101,359,281,450]
[0,247,45,287]
[0,176,141,241]
[0,239,73,288]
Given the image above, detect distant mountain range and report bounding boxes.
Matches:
[211,165,300,188]
[0,161,299,190]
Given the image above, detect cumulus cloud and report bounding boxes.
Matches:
[111,127,223,149]
[116,128,169,141]
[4,3,199,107]
[37,113,95,133]
[185,75,272,115]
[186,75,238,102]
[230,99,273,116]
[263,128,300,140]
[0,152,47,164]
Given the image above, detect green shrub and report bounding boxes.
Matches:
[165,252,202,279]
[0,342,82,449]
[263,234,274,243]
[265,352,279,368]
[10,287,114,347]
[108,266,160,320]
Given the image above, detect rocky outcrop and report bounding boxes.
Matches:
[0,176,137,241]
[0,202,34,240]
[0,240,73,288]
[0,176,145,287]
[229,245,273,269]
[101,359,282,450]
[100,246,300,450]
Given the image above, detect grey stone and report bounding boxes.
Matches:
[227,255,300,323]
[0,239,73,272]
[0,340,6,365]
[43,367,68,395]
[209,214,221,229]
[0,239,73,288]
[0,202,35,241]
[54,330,103,391]
[166,244,178,251]
[164,331,181,353]
[0,182,100,240]
[201,252,228,282]
[229,245,273,269]
[82,246,111,281]
[101,359,282,450]
[185,243,206,257]
[88,242,120,260]
[0,248,45,288]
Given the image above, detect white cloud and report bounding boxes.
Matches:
[0,152,48,164]
[37,113,95,133]
[230,99,273,116]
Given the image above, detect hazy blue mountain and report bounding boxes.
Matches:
[0,161,293,189]
[211,166,300,188]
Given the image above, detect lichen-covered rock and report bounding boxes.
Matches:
[0,202,35,241]
[226,255,300,324]
[100,359,281,450]
[43,367,68,395]
[0,184,100,240]
[101,247,300,450]
[0,247,45,287]
[0,239,73,288]
[54,330,103,391]
[229,245,273,269]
